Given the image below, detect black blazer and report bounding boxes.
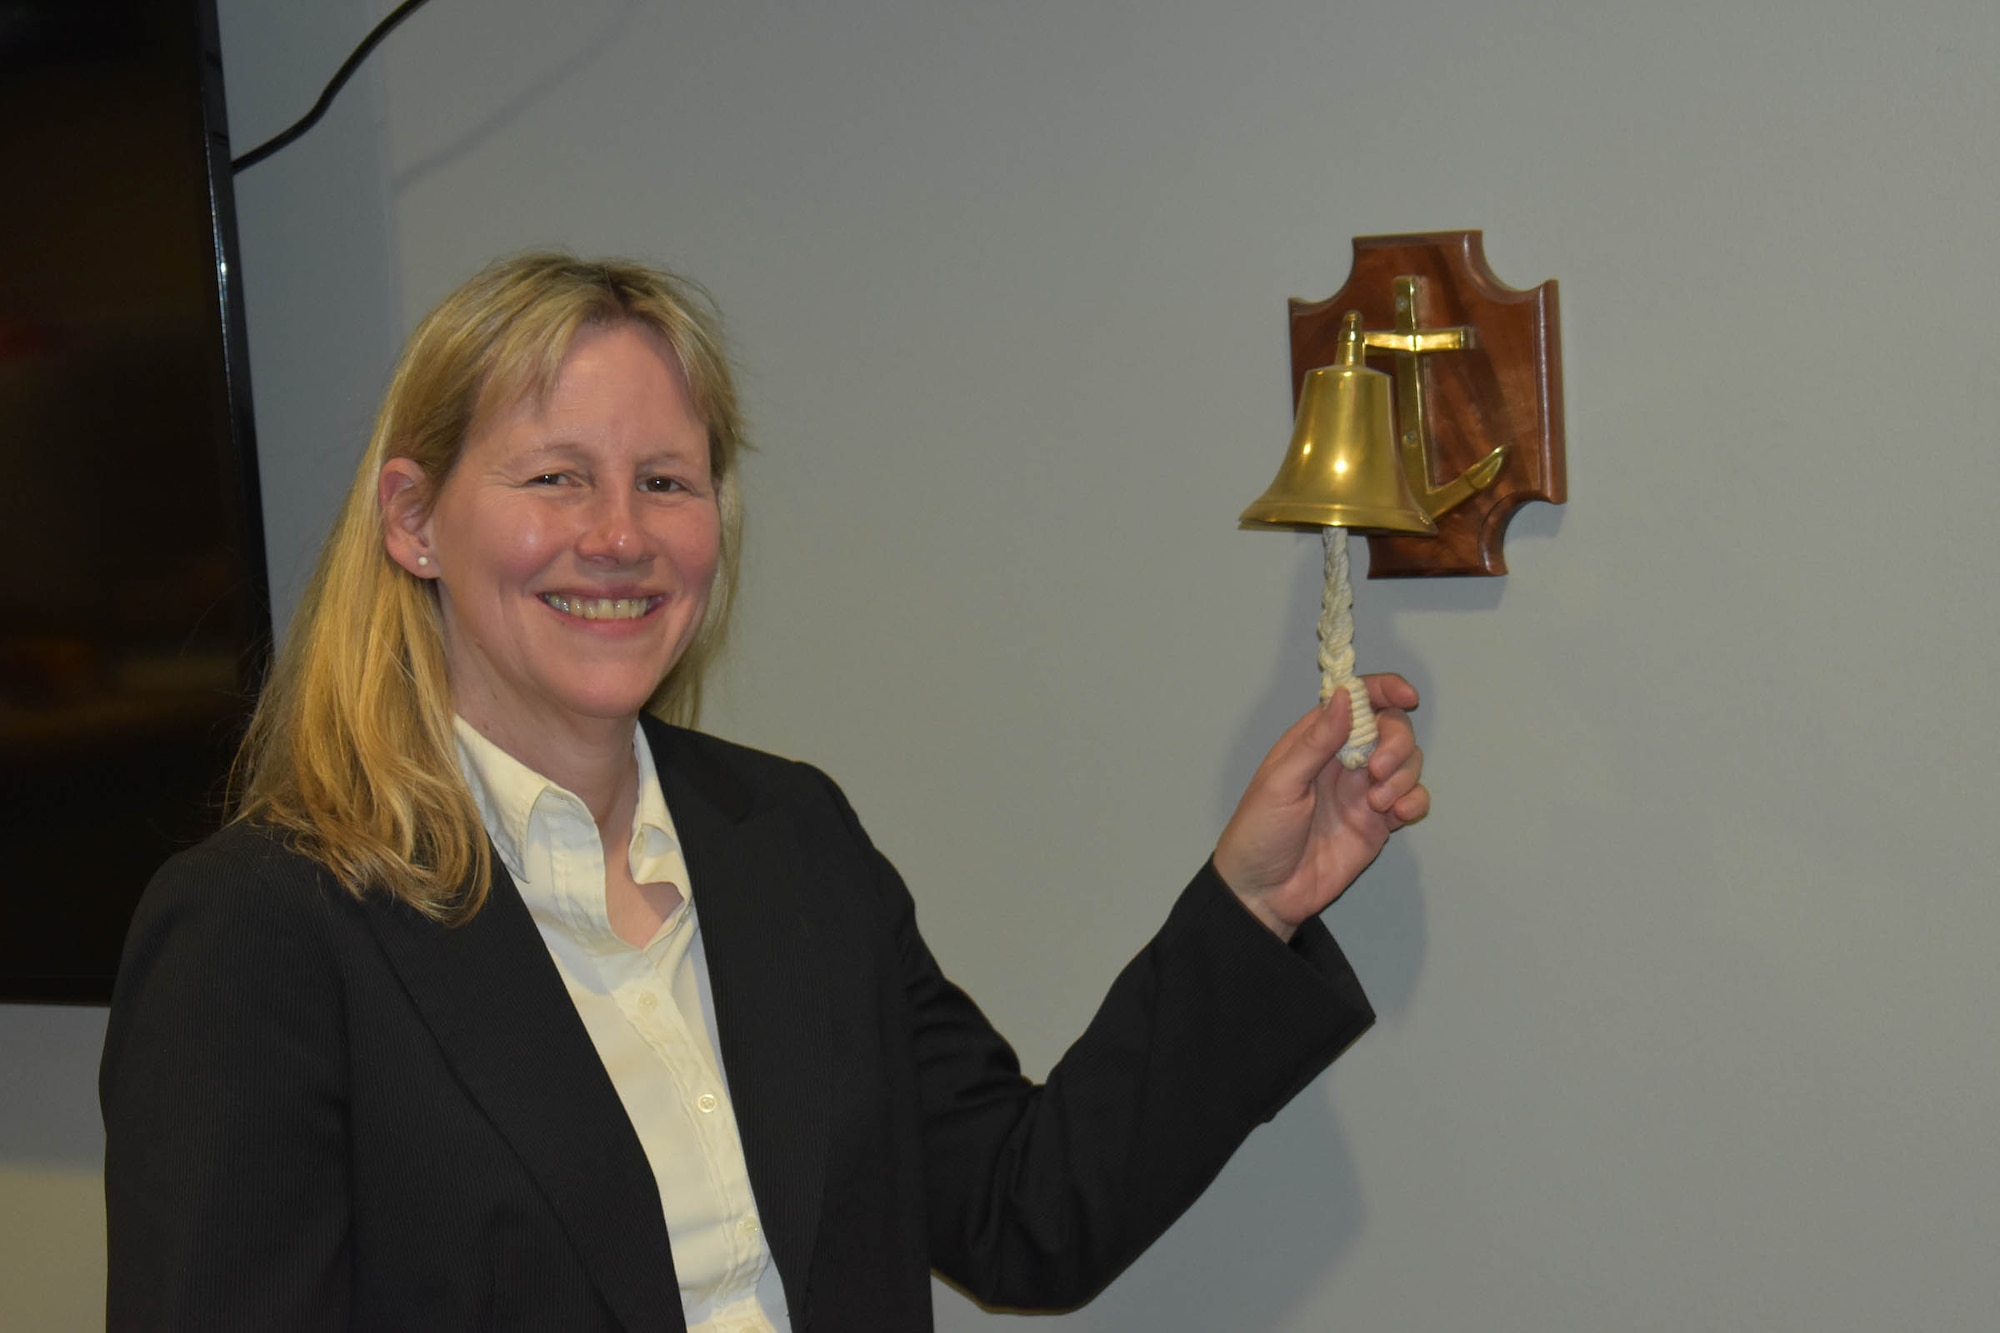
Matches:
[102,719,1373,1331]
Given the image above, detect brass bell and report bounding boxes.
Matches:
[1239,311,1437,535]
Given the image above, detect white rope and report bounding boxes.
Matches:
[1317,527,1378,770]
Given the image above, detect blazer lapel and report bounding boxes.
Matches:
[645,718,836,1320]
[364,861,685,1333]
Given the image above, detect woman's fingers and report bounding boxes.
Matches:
[1363,672,1420,713]
[1360,705,1427,822]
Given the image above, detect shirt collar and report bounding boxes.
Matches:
[453,715,546,886]
[452,715,685,892]
[627,722,684,887]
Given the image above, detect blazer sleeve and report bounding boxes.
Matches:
[100,829,353,1332]
[816,771,1376,1312]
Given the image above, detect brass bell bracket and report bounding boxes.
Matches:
[1235,231,1563,742]
[1286,230,1565,578]
[1362,275,1506,523]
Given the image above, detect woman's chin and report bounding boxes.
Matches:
[495,674,672,730]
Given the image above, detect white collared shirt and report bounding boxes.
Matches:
[454,717,789,1332]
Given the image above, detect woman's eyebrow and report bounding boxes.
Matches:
[506,439,590,465]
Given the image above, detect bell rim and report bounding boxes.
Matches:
[1237,499,1438,535]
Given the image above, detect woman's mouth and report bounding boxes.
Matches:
[539,593,661,621]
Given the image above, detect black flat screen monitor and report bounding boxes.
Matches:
[0,0,269,1003]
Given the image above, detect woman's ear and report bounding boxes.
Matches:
[378,458,437,577]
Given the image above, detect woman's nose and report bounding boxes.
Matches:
[577,490,645,563]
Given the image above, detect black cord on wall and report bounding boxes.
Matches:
[231,0,436,174]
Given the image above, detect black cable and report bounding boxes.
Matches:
[231,0,437,174]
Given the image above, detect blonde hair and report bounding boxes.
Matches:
[233,253,746,923]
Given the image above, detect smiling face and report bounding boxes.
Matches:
[385,321,722,754]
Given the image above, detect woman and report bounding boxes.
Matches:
[101,255,1428,1331]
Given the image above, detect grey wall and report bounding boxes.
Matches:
[6,0,1997,1327]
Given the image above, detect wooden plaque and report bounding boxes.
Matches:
[1290,231,1564,576]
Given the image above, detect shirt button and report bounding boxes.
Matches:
[739,1216,760,1236]
[697,1093,719,1114]
[636,991,658,1013]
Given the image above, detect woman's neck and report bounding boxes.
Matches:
[457,705,639,830]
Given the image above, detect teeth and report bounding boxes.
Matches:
[542,594,652,621]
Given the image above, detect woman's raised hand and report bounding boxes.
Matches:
[1214,674,1429,941]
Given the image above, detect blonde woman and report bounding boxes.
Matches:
[101,254,1428,1331]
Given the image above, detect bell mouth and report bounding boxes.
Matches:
[1238,499,1437,534]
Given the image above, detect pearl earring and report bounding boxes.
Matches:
[417,556,430,567]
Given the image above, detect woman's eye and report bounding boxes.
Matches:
[528,473,566,486]
[641,476,688,494]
